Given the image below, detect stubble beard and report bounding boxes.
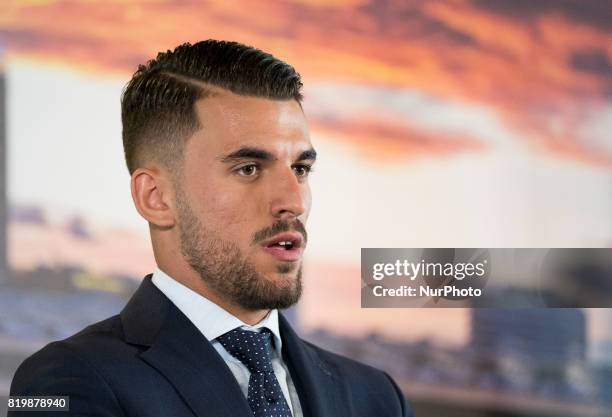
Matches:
[175,189,303,311]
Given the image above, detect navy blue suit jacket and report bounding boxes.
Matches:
[10,276,412,416]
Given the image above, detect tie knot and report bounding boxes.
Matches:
[216,328,275,374]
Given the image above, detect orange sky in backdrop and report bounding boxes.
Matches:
[2,0,611,166]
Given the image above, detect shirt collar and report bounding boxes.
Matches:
[151,268,283,354]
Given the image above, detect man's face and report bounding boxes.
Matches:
[175,91,314,311]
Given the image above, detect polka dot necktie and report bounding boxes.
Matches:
[217,328,293,417]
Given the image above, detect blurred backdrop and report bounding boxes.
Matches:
[1,1,611,416]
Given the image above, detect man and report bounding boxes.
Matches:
[10,40,412,417]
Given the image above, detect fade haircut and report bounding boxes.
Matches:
[121,40,303,176]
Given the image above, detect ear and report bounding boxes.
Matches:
[130,167,175,228]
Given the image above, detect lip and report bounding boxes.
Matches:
[260,232,304,262]
[260,232,304,248]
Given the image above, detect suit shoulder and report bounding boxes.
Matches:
[302,339,387,378]
[9,316,128,415]
[70,314,123,340]
[301,339,412,416]
[10,314,126,393]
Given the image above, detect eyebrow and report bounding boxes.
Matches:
[297,148,317,162]
[220,147,274,162]
[219,146,317,163]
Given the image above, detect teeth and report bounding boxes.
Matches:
[279,241,290,246]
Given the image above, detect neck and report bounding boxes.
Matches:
[196,283,270,325]
[157,264,270,326]
[215,300,271,326]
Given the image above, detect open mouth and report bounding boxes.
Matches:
[268,240,297,250]
[260,232,304,261]
[261,232,303,250]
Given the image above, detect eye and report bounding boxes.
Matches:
[293,164,313,178]
[236,164,259,177]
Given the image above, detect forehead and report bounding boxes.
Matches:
[192,91,310,154]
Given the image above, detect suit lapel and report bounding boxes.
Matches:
[279,314,352,417]
[120,276,253,417]
[120,276,351,417]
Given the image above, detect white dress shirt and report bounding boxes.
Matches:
[151,268,303,416]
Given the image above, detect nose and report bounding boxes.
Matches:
[268,167,307,220]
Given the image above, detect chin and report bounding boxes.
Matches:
[255,255,300,275]
[263,270,297,286]
[275,260,300,274]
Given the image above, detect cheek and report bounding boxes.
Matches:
[199,191,257,238]
[204,195,244,226]
[302,187,313,219]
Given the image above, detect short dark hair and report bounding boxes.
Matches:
[121,40,303,175]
